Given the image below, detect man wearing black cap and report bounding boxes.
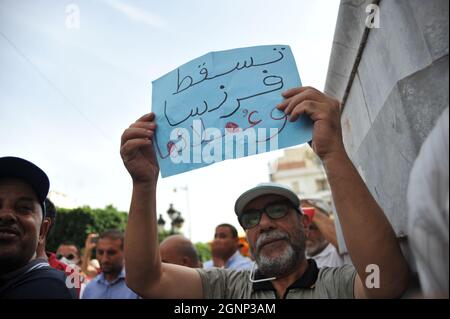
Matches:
[120,87,409,298]
[0,156,76,298]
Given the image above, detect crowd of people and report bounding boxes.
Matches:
[0,87,448,299]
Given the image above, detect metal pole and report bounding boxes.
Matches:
[174,185,192,240]
[184,185,192,240]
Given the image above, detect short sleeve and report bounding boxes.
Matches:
[195,268,250,299]
[317,265,357,299]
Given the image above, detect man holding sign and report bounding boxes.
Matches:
[120,83,409,298]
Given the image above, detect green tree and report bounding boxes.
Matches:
[194,242,211,263]
[47,204,128,252]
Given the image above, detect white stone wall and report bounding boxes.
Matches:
[325,0,449,259]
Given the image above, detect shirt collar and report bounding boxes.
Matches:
[226,251,242,267]
[252,259,319,291]
[0,258,49,286]
[97,267,126,284]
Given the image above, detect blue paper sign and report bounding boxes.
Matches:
[152,45,313,177]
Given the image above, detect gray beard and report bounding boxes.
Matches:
[306,240,329,257]
[253,229,306,278]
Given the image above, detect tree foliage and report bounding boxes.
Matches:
[47,204,212,265]
[194,242,211,263]
[47,204,128,252]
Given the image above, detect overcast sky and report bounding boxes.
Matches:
[0,0,340,243]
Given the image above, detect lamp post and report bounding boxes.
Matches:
[157,214,166,235]
[166,203,184,234]
[171,214,185,234]
[173,185,191,240]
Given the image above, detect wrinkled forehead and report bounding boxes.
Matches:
[0,178,39,202]
[243,194,290,211]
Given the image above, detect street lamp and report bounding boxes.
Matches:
[173,185,191,239]
[166,203,184,234]
[157,214,166,234]
[171,214,185,233]
[167,203,177,221]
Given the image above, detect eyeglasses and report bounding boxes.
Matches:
[57,253,76,260]
[239,201,300,229]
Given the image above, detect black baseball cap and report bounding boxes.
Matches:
[0,156,50,217]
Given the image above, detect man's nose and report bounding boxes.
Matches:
[258,212,276,231]
[0,208,17,224]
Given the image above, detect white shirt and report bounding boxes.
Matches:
[203,250,254,271]
[407,107,449,298]
[307,243,347,268]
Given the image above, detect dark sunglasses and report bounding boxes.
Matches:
[239,201,300,229]
[56,253,76,260]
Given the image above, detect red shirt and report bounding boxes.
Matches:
[46,252,81,298]
[47,252,68,272]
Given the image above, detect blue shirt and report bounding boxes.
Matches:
[204,251,254,271]
[81,268,139,299]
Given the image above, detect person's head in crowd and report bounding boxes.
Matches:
[56,242,81,266]
[211,223,240,260]
[300,198,332,257]
[160,234,200,268]
[235,183,309,279]
[96,229,125,280]
[36,198,57,259]
[0,157,51,275]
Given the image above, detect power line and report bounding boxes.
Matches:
[0,30,115,147]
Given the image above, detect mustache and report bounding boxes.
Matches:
[255,230,289,253]
[0,223,21,235]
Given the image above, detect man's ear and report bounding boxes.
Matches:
[39,218,51,245]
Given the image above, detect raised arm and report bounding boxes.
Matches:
[120,113,203,298]
[81,233,99,278]
[278,87,409,298]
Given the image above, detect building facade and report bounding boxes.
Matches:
[270,146,332,204]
